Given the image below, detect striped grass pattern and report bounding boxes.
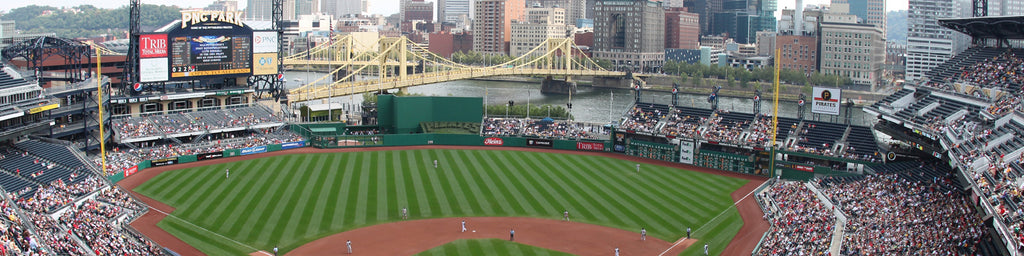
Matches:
[134,149,748,255]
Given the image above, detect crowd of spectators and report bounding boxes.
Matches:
[816,173,987,255]
[482,118,606,140]
[59,198,162,255]
[702,112,749,145]
[973,155,1024,246]
[952,50,1024,91]
[989,95,1022,116]
[0,200,35,255]
[100,129,304,174]
[482,118,523,136]
[619,105,665,133]
[113,106,285,140]
[757,181,835,255]
[660,109,704,138]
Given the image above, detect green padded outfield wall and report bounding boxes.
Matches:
[378,95,484,134]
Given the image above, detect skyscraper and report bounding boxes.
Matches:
[322,0,369,18]
[438,0,472,23]
[533,0,587,26]
[665,7,700,49]
[511,6,567,57]
[246,0,273,20]
[473,0,526,55]
[905,0,972,83]
[831,0,886,34]
[709,0,776,43]
[593,0,665,71]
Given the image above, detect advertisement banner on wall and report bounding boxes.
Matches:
[241,146,267,155]
[124,165,138,177]
[526,138,553,147]
[252,31,278,53]
[140,58,169,82]
[484,137,504,146]
[811,87,841,115]
[794,165,814,172]
[197,152,224,161]
[152,158,177,167]
[140,34,168,58]
[281,141,306,149]
[576,141,605,151]
[252,52,278,75]
[678,139,695,164]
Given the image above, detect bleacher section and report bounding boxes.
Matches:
[112,105,286,143]
[845,125,879,158]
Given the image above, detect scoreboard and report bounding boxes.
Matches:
[170,35,252,78]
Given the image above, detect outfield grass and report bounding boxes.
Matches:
[133,149,749,255]
[414,239,574,256]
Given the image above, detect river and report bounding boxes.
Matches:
[284,71,877,126]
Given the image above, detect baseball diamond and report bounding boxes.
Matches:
[122,146,768,255]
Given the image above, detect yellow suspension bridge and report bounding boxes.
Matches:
[284,35,634,102]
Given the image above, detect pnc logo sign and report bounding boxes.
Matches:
[484,137,504,146]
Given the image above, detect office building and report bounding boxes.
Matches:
[511,6,567,57]
[665,7,700,50]
[593,0,665,71]
[473,0,526,55]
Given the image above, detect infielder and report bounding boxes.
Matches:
[402,207,408,220]
[563,210,570,221]
[461,220,467,232]
[346,240,352,254]
[615,247,620,256]
[641,227,646,241]
[509,228,515,241]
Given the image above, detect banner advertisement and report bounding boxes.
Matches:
[526,138,553,147]
[811,87,841,115]
[281,141,306,149]
[252,52,278,75]
[241,146,267,155]
[679,139,695,164]
[140,58,169,82]
[484,137,504,146]
[197,152,224,161]
[124,165,138,177]
[140,34,168,58]
[152,158,177,167]
[252,31,279,53]
[794,165,814,172]
[576,141,605,151]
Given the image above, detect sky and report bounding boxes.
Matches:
[0,0,908,16]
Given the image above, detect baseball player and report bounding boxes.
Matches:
[703,242,708,255]
[402,207,408,220]
[615,247,620,256]
[226,168,230,178]
[461,220,467,232]
[434,159,438,168]
[687,227,691,238]
[641,227,646,241]
[563,210,570,221]
[346,240,352,254]
[510,228,515,241]
[636,164,640,174]
[273,247,278,256]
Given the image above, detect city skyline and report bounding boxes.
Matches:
[1,0,908,16]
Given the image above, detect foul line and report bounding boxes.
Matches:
[147,207,272,256]
[658,179,770,256]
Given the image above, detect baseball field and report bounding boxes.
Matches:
[127,147,761,255]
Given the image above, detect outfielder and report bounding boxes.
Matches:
[636,164,640,174]
[704,242,708,255]
[226,168,230,178]
[434,159,438,168]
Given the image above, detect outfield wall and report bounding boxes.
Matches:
[108,140,308,183]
